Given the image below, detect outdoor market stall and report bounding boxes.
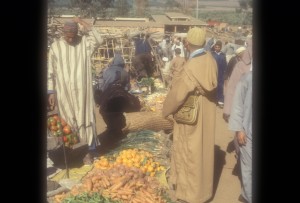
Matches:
[47,77,175,203]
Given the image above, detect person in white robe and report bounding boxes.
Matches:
[47,17,103,163]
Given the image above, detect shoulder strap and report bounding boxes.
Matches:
[183,68,205,96]
[184,53,207,96]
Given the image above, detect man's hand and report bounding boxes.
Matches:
[73,17,91,31]
[223,113,230,122]
[48,94,56,110]
[236,131,247,146]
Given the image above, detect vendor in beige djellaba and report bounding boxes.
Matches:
[47,17,103,164]
[162,27,218,203]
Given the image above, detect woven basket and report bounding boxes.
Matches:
[122,111,174,132]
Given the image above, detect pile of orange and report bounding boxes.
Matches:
[47,115,79,147]
[94,149,165,176]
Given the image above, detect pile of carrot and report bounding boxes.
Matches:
[53,164,170,203]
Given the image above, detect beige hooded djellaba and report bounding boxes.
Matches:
[162,51,218,203]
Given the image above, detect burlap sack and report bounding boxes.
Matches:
[122,111,173,132]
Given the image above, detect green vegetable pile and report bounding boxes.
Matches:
[62,192,121,203]
[138,77,155,87]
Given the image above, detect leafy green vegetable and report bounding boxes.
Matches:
[62,192,121,203]
[138,77,154,87]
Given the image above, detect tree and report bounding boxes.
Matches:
[164,0,181,11]
[97,0,114,18]
[48,0,56,16]
[115,0,130,17]
[239,0,253,25]
[239,0,253,10]
[67,0,114,18]
[239,0,248,10]
[248,0,253,8]
[135,0,148,17]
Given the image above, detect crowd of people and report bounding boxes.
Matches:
[47,17,252,203]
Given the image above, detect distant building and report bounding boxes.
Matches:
[49,12,208,34]
[151,12,207,33]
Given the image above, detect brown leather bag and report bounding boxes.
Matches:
[174,91,199,125]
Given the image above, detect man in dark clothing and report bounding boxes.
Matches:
[132,34,155,80]
[211,40,227,107]
[134,33,152,55]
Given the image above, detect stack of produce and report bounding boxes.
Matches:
[153,78,165,90]
[51,130,174,203]
[139,91,167,112]
[47,114,79,148]
[94,149,165,176]
[105,130,172,167]
[53,164,173,203]
[138,78,167,112]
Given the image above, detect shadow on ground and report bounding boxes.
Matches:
[226,140,242,186]
[206,145,226,202]
[96,129,127,155]
[48,143,89,169]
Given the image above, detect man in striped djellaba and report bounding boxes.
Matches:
[47,17,103,164]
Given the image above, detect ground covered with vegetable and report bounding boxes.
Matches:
[48,78,175,203]
[50,130,174,203]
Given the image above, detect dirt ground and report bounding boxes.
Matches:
[94,105,242,203]
[209,107,242,203]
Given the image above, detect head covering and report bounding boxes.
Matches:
[186,27,206,46]
[162,57,169,62]
[63,21,78,33]
[235,46,246,55]
[110,53,125,68]
[245,37,252,48]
